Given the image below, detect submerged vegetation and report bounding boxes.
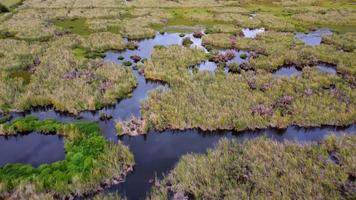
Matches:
[150,135,356,199]
[0,116,134,199]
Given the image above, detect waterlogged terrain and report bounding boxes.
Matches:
[0,0,356,199]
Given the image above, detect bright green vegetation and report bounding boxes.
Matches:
[0,116,134,198]
[150,135,356,199]
[115,122,123,136]
[141,46,355,132]
[55,18,91,36]
[0,34,136,115]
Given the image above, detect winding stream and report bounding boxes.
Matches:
[1,32,355,199]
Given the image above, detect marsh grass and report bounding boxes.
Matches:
[0,3,9,13]
[54,18,91,35]
[0,117,134,198]
[149,135,356,199]
[0,34,137,114]
[0,0,354,124]
[0,0,23,8]
[141,46,355,132]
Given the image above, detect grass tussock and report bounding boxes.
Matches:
[0,116,134,198]
[149,135,356,199]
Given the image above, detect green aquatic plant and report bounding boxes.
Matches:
[123,61,132,66]
[150,135,356,199]
[239,53,247,59]
[0,116,134,198]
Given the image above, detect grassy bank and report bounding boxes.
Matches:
[0,116,134,199]
[149,135,356,199]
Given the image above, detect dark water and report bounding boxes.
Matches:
[0,133,65,167]
[1,32,355,199]
[296,28,332,46]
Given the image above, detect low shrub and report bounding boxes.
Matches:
[227,63,240,73]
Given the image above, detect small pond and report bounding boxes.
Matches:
[274,63,337,77]
[0,133,65,167]
[296,28,332,46]
[317,63,337,74]
[273,65,302,77]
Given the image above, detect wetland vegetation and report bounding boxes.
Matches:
[0,117,134,199]
[0,0,355,199]
[150,135,356,199]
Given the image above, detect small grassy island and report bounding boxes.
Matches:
[0,117,134,199]
[150,135,356,199]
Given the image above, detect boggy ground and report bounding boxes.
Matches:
[0,34,137,115]
[149,135,356,200]
[0,0,355,124]
[140,45,355,132]
[0,0,356,198]
[0,116,134,199]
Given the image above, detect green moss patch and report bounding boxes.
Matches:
[55,18,91,36]
[9,70,31,84]
[0,116,134,198]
